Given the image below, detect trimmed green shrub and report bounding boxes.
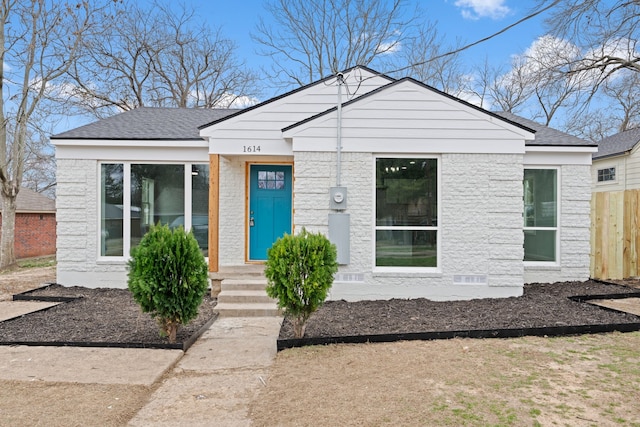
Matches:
[127,223,208,343]
[265,228,338,338]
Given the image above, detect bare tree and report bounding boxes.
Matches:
[0,0,114,267]
[543,0,640,81]
[390,22,467,96]
[487,57,534,114]
[600,70,640,132]
[253,0,420,88]
[66,2,258,118]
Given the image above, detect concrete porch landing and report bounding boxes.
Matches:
[210,265,279,317]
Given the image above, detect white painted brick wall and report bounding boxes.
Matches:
[294,152,526,301]
[524,164,591,283]
[56,159,129,288]
[218,156,247,266]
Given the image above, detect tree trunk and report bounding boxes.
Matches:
[1,193,16,268]
[293,317,306,339]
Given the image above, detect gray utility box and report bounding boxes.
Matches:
[329,213,350,265]
[329,186,347,210]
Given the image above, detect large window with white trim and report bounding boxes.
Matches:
[523,168,558,262]
[100,163,209,258]
[375,158,438,268]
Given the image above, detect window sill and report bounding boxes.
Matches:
[524,262,560,270]
[97,257,126,264]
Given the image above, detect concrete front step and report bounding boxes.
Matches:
[217,290,275,304]
[214,302,280,317]
[221,279,268,291]
[210,265,265,281]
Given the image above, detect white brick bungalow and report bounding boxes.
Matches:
[51,67,596,301]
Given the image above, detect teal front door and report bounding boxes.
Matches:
[249,164,292,260]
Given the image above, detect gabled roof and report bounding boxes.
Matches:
[593,127,640,159]
[52,107,239,141]
[2,188,56,213]
[493,112,594,147]
[198,65,394,130]
[282,77,537,135]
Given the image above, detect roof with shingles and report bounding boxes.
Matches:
[51,107,239,140]
[2,188,56,213]
[494,111,594,146]
[593,127,640,159]
[49,93,593,149]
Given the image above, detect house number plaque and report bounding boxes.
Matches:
[243,145,261,153]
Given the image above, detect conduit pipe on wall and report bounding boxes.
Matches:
[336,72,344,187]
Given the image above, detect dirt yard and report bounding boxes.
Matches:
[0,261,155,427]
[2,263,640,426]
[250,332,640,426]
[0,260,56,301]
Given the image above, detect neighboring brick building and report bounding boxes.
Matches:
[0,188,56,259]
[52,66,596,300]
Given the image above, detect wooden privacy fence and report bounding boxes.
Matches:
[591,189,640,279]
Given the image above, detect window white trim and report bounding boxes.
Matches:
[596,166,617,183]
[372,154,441,273]
[97,161,208,262]
[523,166,561,266]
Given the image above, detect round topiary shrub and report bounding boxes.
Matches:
[265,228,338,338]
[127,223,208,343]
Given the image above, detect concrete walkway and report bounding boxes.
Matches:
[0,345,182,386]
[128,316,283,426]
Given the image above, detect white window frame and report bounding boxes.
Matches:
[523,166,560,266]
[97,161,206,261]
[597,166,616,183]
[372,154,441,273]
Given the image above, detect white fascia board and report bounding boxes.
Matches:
[51,138,208,148]
[55,142,209,162]
[524,146,596,166]
[292,137,526,154]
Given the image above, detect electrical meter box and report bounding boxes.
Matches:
[330,186,347,210]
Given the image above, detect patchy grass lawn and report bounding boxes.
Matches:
[250,332,640,426]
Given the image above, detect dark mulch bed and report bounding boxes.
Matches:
[0,285,217,350]
[2,280,640,350]
[279,280,640,343]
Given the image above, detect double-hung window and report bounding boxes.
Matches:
[100,163,209,258]
[523,168,558,262]
[375,157,438,268]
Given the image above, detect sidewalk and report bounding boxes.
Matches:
[128,316,283,426]
[0,312,283,426]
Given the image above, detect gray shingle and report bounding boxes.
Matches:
[2,188,56,212]
[52,107,239,140]
[593,127,640,159]
[494,111,593,146]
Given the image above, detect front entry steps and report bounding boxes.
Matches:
[212,266,280,317]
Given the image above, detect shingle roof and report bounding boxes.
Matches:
[52,107,239,140]
[494,111,594,146]
[593,127,640,159]
[2,188,56,213]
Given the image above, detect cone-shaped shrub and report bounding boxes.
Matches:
[265,228,338,338]
[127,223,208,343]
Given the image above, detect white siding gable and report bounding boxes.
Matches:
[283,79,535,154]
[200,68,391,155]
